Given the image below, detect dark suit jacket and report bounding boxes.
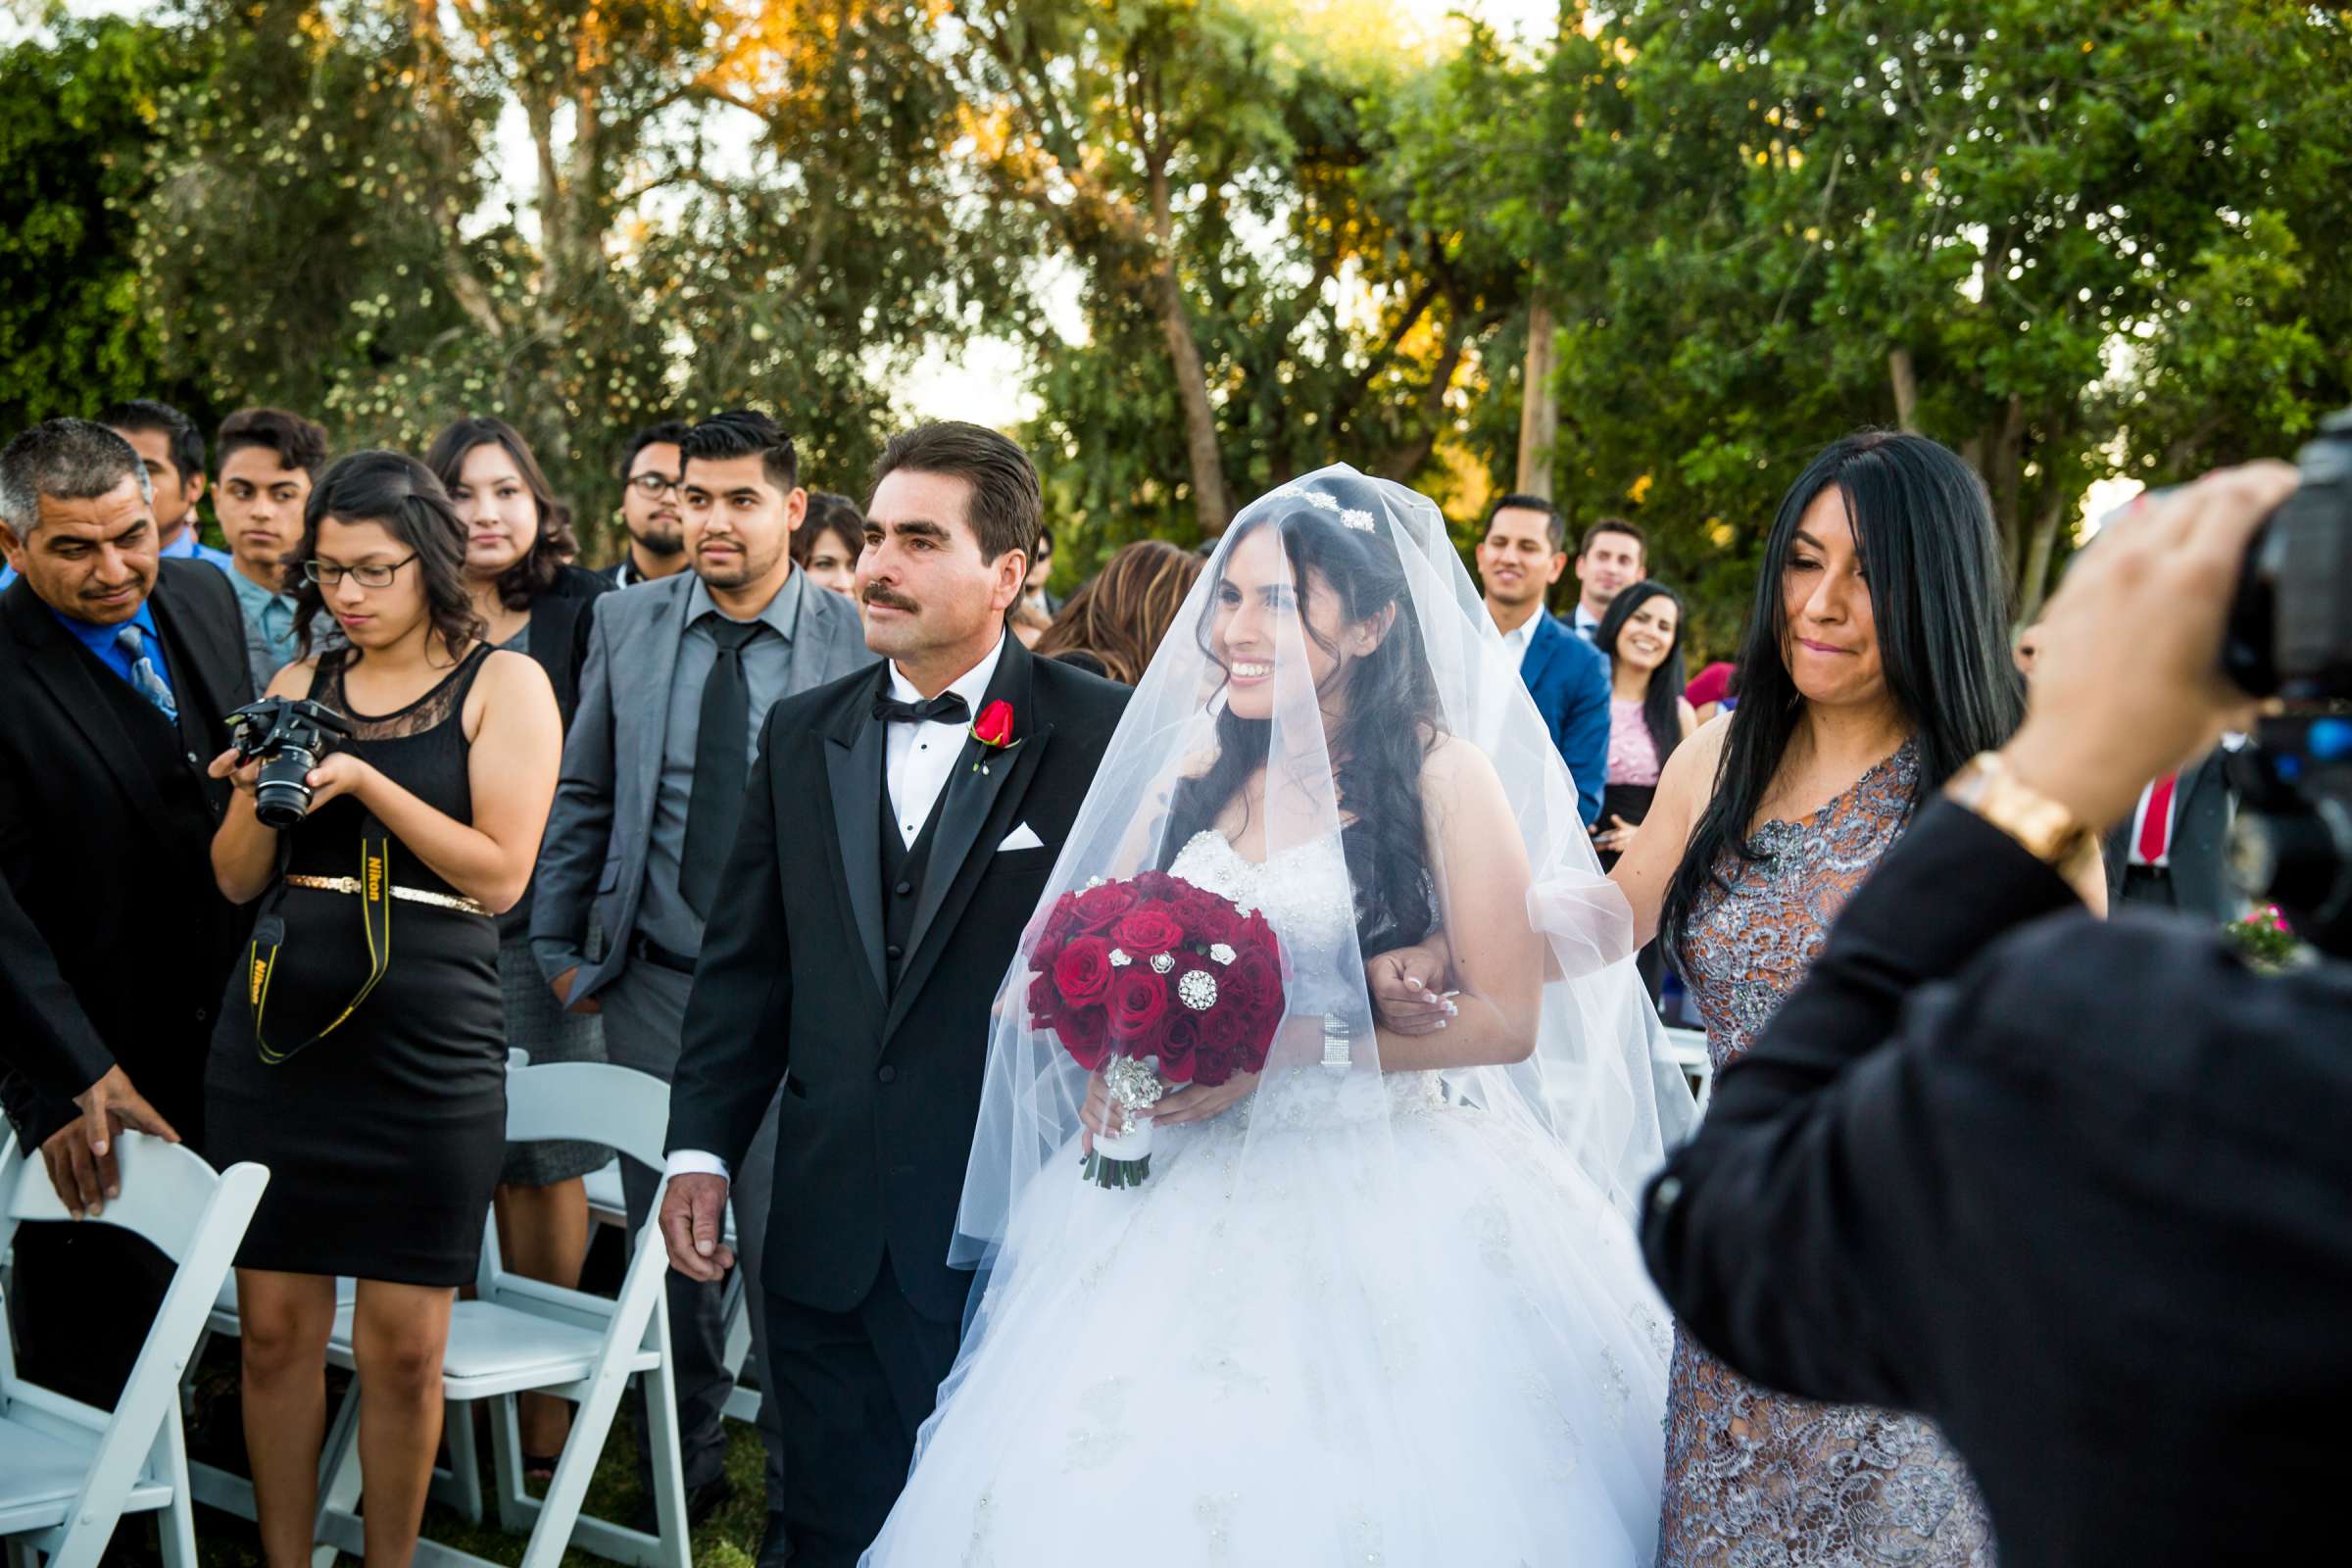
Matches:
[1519,612,1610,827]
[667,638,1129,1321]
[2101,744,2242,922]
[0,872,114,1102]
[523,563,612,727]
[0,563,256,1148]
[1642,800,2352,1568]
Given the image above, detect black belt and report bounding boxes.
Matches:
[628,932,699,975]
[2125,863,2173,882]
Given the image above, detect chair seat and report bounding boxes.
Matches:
[324,1298,659,1396]
[0,1413,173,1532]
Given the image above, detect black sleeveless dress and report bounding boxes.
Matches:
[205,646,507,1285]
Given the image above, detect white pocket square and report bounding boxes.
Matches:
[998,822,1046,853]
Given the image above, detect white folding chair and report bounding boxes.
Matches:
[0,1133,269,1568]
[583,1157,761,1429]
[310,1061,690,1568]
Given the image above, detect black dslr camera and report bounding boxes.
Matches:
[2221,408,2352,956]
[223,697,356,830]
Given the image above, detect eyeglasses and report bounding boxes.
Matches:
[628,472,682,498]
[304,554,417,589]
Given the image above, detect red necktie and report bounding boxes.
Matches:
[2136,772,2180,864]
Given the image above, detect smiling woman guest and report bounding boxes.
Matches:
[1592,580,1696,1002]
[1601,430,2093,1567]
[203,450,562,1568]
[424,415,614,1472]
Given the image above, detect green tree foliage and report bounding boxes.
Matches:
[134,0,1019,557]
[1458,0,2352,646]
[0,13,214,432]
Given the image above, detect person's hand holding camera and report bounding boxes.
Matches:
[207,746,264,797]
[298,752,379,813]
[2003,462,2300,834]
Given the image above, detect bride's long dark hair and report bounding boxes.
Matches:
[1161,480,1444,957]
[1660,430,2023,973]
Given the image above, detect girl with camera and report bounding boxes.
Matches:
[203,449,561,1568]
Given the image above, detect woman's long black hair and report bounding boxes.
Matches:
[288,450,485,663]
[1162,476,1444,957]
[1660,430,2023,974]
[1595,579,1690,771]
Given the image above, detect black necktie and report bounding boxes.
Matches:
[679,618,765,918]
[872,691,970,726]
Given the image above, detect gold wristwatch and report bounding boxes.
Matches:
[1943,751,2102,883]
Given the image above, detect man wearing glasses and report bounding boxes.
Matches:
[606,420,694,588]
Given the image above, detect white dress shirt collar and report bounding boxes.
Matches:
[888,627,1007,711]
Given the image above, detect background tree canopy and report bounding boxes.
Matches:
[3,0,2345,654]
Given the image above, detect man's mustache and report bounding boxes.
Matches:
[862,586,917,612]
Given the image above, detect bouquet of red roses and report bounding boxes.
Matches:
[1025,870,1287,1189]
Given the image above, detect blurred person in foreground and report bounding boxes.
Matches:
[1031,537,1203,683]
[1641,457,2352,1568]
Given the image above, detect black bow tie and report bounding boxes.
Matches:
[872,691,971,726]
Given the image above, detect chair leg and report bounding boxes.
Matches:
[312,1383,365,1568]
[434,1395,485,1522]
[158,1407,201,1568]
[640,1350,693,1568]
[487,1393,533,1533]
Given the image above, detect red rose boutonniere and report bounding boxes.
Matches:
[970,699,1020,773]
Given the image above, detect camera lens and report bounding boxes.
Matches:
[252,743,319,829]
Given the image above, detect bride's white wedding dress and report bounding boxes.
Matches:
[863,827,1673,1566]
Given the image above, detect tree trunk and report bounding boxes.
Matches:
[1888,347,1919,431]
[2015,485,2068,627]
[1515,294,1558,497]
[1146,160,1229,536]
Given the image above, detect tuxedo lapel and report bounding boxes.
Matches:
[887,641,1049,1041]
[4,588,176,837]
[823,674,893,1008]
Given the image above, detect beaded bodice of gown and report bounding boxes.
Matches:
[1656,740,1997,1567]
[1165,827,1444,1116]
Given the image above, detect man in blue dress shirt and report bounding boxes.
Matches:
[1475,493,1611,826]
[0,399,230,593]
[0,416,254,1409]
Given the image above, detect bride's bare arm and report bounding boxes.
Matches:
[1374,739,1546,1071]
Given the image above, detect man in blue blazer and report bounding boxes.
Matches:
[1476,494,1611,826]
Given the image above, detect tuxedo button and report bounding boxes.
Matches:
[876,1065,898,1085]
[893,879,912,897]
[886,943,904,960]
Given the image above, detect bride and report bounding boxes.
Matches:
[863,466,1692,1565]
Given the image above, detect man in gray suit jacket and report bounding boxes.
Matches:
[2101,741,2247,924]
[532,412,875,1537]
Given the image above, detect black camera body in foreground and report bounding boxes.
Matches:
[2224,408,2352,956]
[223,697,355,829]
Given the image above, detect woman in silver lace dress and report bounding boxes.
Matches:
[1610,432,2105,1565]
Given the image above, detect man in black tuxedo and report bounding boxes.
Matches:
[662,421,1128,1568]
[1642,461,2350,1568]
[0,418,254,1406]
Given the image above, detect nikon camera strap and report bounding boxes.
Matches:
[250,834,393,1065]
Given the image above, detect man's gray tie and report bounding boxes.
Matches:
[114,622,178,723]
